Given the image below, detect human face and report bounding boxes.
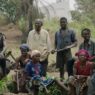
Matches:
[82,30,91,41]
[33,53,40,63]
[60,19,67,29]
[21,49,28,56]
[78,53,87,62]
[35,21,42,32]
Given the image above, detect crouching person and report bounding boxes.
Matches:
[7,44,31,93]
[55,49,94,95]
[73,49,94,95]
[25,50,54,95]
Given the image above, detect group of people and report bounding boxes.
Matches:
[0,17,95,95]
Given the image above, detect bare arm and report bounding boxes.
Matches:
[55,79,69,91]
[64,41,77,50]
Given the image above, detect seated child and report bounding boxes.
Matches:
[25,50,53,94]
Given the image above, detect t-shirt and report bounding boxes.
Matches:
[27,29,51,61]
[55,29,77,60]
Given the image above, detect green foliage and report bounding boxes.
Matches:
[17,17,27,33]
[17,16,28,43]
[7,82,17,93]
[69,20,95,38]
[75,0,95,23]
[44,18,59,32]
[0,13,8,25]
[0,0,44,26]
[39,83,65,95]
[31,5,44,21]
[0,0,20,23]
[0,79,7,94]
[0,75,12,94]
[71,10,82,21]
[43,19,95,39]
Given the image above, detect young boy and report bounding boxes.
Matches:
[25,50,43,77]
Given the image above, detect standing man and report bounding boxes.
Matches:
[27,19,51,76]
[53,17,77,79]
[79,28,95,56]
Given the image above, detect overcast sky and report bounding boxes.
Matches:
[41,0,76,10]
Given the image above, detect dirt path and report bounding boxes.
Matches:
[0,23,22,48]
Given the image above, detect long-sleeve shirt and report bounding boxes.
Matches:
[27,29,51,61]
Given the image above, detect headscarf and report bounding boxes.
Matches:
[20,44,30,52]
[31,50,41,58]
[75,49,90,60]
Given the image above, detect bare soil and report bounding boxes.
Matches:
[0,23,22,48]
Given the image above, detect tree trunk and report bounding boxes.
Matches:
[27,0,34,32]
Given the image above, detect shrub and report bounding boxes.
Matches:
[0,13,8,25]
[17,17,27,33]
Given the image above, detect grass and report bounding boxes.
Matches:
[0,75,13,94]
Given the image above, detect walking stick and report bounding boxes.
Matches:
[5,51,16,62]
[10,53,16,62]
[51,44,76,54]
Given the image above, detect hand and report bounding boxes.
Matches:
[74,75,87,80]
[24,59,29,63]
[51,49,55,54]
